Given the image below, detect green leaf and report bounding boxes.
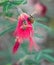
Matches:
[35,52,42,63]
[42,49,54,54]
[0,0,8,6]
[5,12,13,17]
[12,0,25,5]
[3,2,14,13]
[0,0,8,4]
[43,54,54,62]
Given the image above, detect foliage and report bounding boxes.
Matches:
[19,49,54,65]
[6,49,54,65]
[0,0,54,65]
[0,0,26,16]
[0,18,17,36]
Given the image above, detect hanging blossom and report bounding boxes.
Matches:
[34,2,47,16]
[12,13,40,54]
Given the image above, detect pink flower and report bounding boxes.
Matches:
[14,13,33,39]
[12,13,40,54]
[35,3,47,16]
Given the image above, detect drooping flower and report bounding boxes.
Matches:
[12,13,40,54]
[34,3,47,16]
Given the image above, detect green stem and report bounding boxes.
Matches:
[43,54,54,62]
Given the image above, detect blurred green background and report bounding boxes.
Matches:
[0,0,54,65]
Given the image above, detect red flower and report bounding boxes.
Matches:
[12,13,40,54]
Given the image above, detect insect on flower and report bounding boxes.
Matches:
[12,13,40,54]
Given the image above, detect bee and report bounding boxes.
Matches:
[27,15,34,24]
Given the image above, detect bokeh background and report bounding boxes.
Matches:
[0,0,54,65]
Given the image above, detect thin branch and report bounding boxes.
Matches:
[16,55,29,64]
[16,7,23,14]
[4,16,17,22]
